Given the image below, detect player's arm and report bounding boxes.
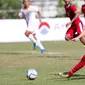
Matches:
[66,5,82,27]
[71,10,81,23]
[72,29,85,41]
[66,10,81,27]
[18,9,23,19]
[37,11,42,22]
[71,4,85,24]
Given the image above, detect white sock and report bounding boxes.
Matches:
[37,41,45,50]
[28,34,36,43]
[29,33,45,50]
[36,39,45,50]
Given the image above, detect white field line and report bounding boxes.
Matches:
[0,51,64,55]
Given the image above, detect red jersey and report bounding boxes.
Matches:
[82,4,85,16]
[64,3,81,24]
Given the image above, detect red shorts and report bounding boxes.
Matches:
[66,21,84,39]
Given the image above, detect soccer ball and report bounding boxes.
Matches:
[26,69,38,80]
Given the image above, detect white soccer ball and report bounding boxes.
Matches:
[26,69,38,80]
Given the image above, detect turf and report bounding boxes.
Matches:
[0,41,85,85]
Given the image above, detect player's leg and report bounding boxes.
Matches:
[33,33,45,54]
[77,22,85,45]
[58,55,85,78]
[33,33,38,49]
[80,37,85,45]
[27,21,45,54]
[65,26,74,41]
[25,30,45,54]
[25,30,44,52]
[68,55,85,76]
[25,30,37,44]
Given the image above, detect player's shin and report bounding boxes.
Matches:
[35,34,45,50]
[72,55,85,72]
[68,55,85,77]
[37,40,45,50]
[36,39,45,54]
[28,34,37,43]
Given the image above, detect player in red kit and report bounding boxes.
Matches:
[58,2,85,78]
[72,4,85,41]
[64,0,85,45]
[82,4,85,17]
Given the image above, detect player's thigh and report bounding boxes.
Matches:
[25,25,35,36]
[28,23,38,32]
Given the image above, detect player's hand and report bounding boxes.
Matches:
[71,37,79,41]
[66,22,72,28]
[39,18,42,23]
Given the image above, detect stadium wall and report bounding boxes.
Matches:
[0,18,84,42]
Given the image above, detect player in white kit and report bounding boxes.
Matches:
[18,0,45,54]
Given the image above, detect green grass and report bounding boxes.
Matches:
[0,41,85,85]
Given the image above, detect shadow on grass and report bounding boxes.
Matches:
[70,74,85,80]
[49,73,85,81]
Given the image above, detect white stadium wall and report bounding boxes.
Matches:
[0,18,84,42]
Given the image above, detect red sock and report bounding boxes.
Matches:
[68,55,85,77]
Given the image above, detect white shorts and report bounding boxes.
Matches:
[26,20,39,34]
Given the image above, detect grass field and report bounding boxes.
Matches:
[0,41,85,85]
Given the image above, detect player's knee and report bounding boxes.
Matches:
[65,37,69,41]
[25,30,32,37]
[65,35,70,41]
[65,34,72,41]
